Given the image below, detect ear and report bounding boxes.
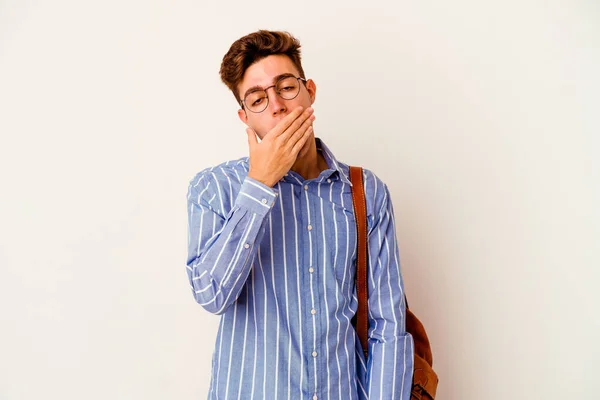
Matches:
[238,107,248,124]
[306,79,317,105]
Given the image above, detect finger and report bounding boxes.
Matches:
[285,113,315,149]
[291,125,313,156]
[264,106,306,140]
[278,107,314,144]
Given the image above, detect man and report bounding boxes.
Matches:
[186,30,414,400]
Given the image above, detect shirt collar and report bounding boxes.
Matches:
[315,137,353,186]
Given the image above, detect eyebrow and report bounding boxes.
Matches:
[242,73,297,99]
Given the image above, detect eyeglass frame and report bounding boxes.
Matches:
[240,75,308,113]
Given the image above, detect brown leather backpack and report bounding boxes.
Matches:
[349,166,439,400]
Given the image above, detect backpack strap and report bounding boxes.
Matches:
[349,166,369,357]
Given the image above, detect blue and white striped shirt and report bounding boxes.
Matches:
[186,138,414,399]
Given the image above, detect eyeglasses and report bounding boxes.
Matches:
[241,76,307,113]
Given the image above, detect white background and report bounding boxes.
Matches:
[1,0,599,399]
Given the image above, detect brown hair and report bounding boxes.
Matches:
[219,30,306,106]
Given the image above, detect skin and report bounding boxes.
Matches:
[237,54,329,187]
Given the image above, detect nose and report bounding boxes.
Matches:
[266,87,287,116]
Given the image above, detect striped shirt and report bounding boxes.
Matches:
[186,137,414,400]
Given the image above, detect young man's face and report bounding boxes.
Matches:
[237,54,316,139]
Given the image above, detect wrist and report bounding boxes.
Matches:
[247,171,276,188]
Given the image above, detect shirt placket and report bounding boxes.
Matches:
[301,179,324,400]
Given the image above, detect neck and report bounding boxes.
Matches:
[290,137,329,180]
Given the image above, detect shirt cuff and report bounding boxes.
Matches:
[234,176,279,216]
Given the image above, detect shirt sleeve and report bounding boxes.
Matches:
[186,172,278,315]
[365,183,415,399]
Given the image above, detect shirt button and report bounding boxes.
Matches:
[309,267,314,273]
[311,309,317,315]
[244,244,250,249]
[312,351,317,357]
[304,185,309,190]
[327,179,331,183]
[307,224,312,231]
[313,395,318,400]
[261,198,267,204]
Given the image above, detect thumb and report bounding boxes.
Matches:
[246,127,258,148]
